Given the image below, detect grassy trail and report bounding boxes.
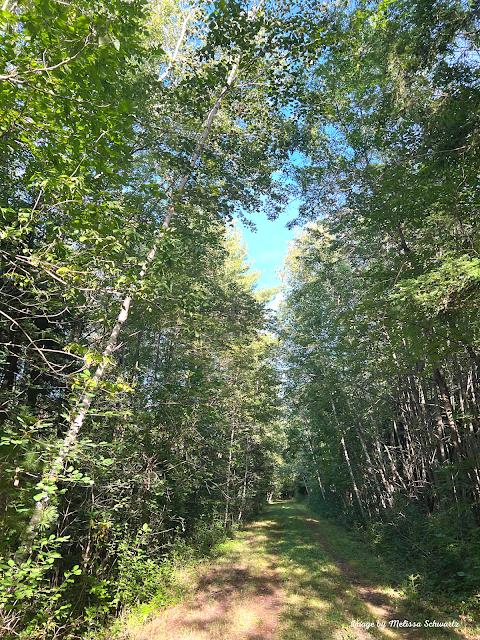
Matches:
[120,501,479,640]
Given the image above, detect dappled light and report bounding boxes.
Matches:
[125,512,283,640]
[2,0,480,637]
[123,502,473,640]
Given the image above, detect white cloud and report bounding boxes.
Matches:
[268,292,284,311]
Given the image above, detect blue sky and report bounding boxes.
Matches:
[235,157,305,307]
[237,203,300,309]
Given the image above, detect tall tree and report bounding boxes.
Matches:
[280,0,480,600]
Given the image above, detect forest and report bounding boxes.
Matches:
[0,0,479,637]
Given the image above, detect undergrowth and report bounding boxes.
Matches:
[304,492,480,623]
[0,517,230,640]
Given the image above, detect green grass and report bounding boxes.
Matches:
[266,501,382,639]
[105,501,479,640]
[271,501,478,640]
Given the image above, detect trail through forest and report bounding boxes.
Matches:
[3,2,480,638]
[122,502,477,640]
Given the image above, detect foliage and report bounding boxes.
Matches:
[3,0,480,634]
[279,0,480,608]
[0,0,305,635]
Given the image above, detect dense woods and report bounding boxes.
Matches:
[1,0,480,637]
[281,0,480,613]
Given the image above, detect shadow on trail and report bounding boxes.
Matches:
[261,501,463,640]
[127,502,466,640]
[130,517,283,640]
[260,501,369,640]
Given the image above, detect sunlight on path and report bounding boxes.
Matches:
[121,502,478,640]
[123,515,283,640]
[276,502,472,640]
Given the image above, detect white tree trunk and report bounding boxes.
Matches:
[16,1,265,560]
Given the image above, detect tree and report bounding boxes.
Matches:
[1,0,315,634]
[280,0,480,599]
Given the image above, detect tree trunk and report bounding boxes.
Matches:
[432,384,447,463]
[356,423,386,511]
[433,364,462,461]
[340,436,367,522]
[383,441,408,492]
[329,394,367,521]
[350,401,393,512]
[238,441,249,523]
[224,414,236,528]
[15,4,265,558]
[306,432,325,499]
[303,475,309,495]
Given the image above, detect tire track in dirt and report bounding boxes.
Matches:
[123,520,284,640]
[291,503,475,640]
[119,503,478,640]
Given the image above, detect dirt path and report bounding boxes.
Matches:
[278,502,478,640]
[121,502,479,640]
[123,517,284,640]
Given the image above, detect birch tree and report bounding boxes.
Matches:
[14,0,272,560]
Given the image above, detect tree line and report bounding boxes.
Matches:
[2,0,480,637]
[280,0,480,607]
[0,0,310,635]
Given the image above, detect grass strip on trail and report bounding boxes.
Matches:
[274,501,477,640]
[115,501,478,640]
[119,508,283,640]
